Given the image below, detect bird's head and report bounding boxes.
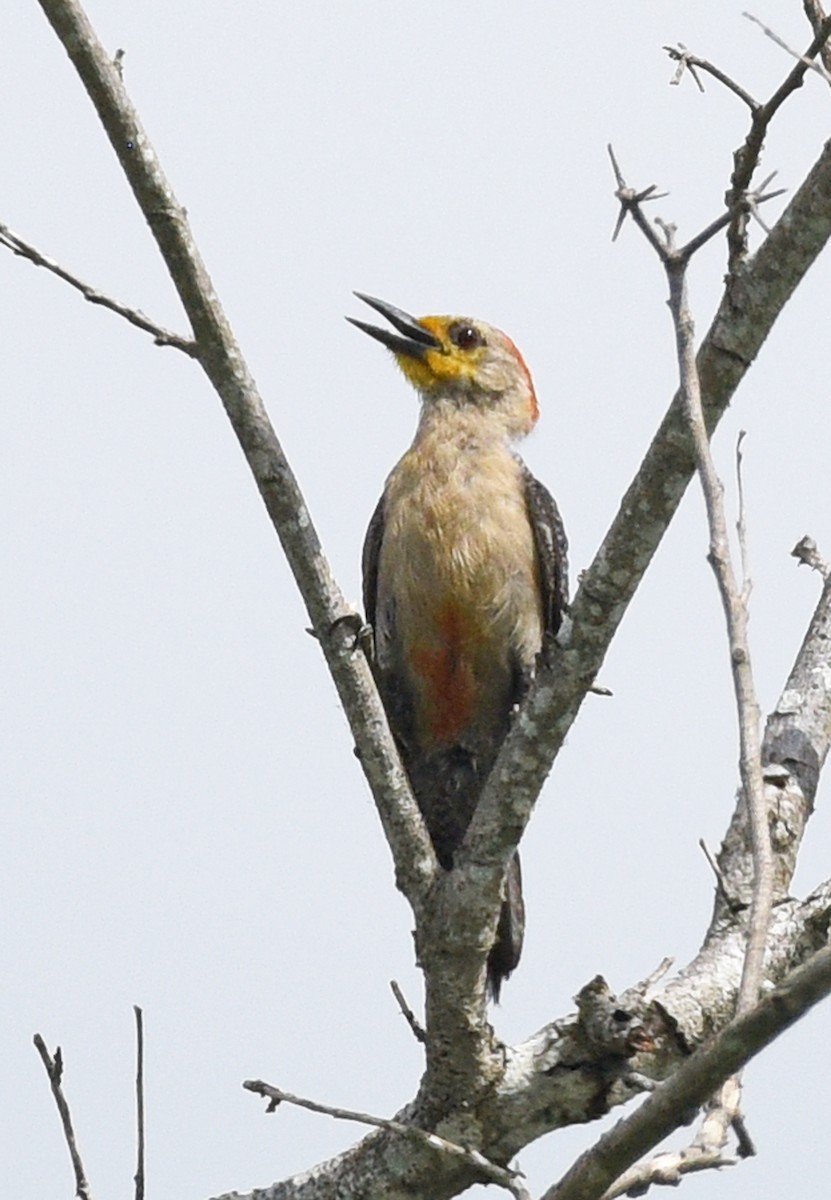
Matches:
[347,293,539,439]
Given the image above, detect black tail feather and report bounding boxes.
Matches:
[486,852,525,1002]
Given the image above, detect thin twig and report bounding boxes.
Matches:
[742,171,788,236]
[672,257,773,1019]
[745,11,831,84]
[33,1034,94,1200]
[602,1075,751,1199]
[664,203,771,1195]
[699,837,734,908]
[600,1144,737,1199]
[0,222,199,356]
[133,1006,145,1200]
[243,1080,529,1200]
[664,44,760,110]
[645,219,773,1023]
[390,979,426,1043]
[638,957,674,999]
[735,431,751,600]
[602,158,775,1200]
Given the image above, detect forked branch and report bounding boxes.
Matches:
[665,14,831,264]
[541,946,831,1200]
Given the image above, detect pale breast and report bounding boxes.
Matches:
[377,434,543,672]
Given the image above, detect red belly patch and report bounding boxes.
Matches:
[409,602,479,744]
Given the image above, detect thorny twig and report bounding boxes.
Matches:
[0,222,198,356]
[608,145,668,250]
[728,14,831,264]
[243,1080,529,1200]
[607,145,783,258]
[665,44,760,110]
[667,15,831,264]
[33,1035,94,1200]
[741,171,785,235]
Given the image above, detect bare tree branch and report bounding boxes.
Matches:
[608,145,786,264]
[34,0,436,914]
[0,221,198,354]
[243,1080,530,1200]
[735,431,751,587]
[219,903,831,1200]
[661,232,772,1018]
[601,1086,754,1199]
[699,838,735,908]
[653,571,831,1106]
[33,1035,93,1200]
[663,225,770,1186]
[600,1082,741,1200]
[445,134,831,1107]
[541,946,831,1200]
[133,1006,145,1200]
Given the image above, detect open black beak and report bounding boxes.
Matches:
[346,293,442,359]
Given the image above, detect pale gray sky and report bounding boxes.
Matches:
[2,4,830,1198]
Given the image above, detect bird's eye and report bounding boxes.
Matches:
[449,322,484,351]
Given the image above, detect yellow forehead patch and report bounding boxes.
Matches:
[394,315,483,392]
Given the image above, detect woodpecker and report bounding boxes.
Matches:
[349,294,568,1000]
